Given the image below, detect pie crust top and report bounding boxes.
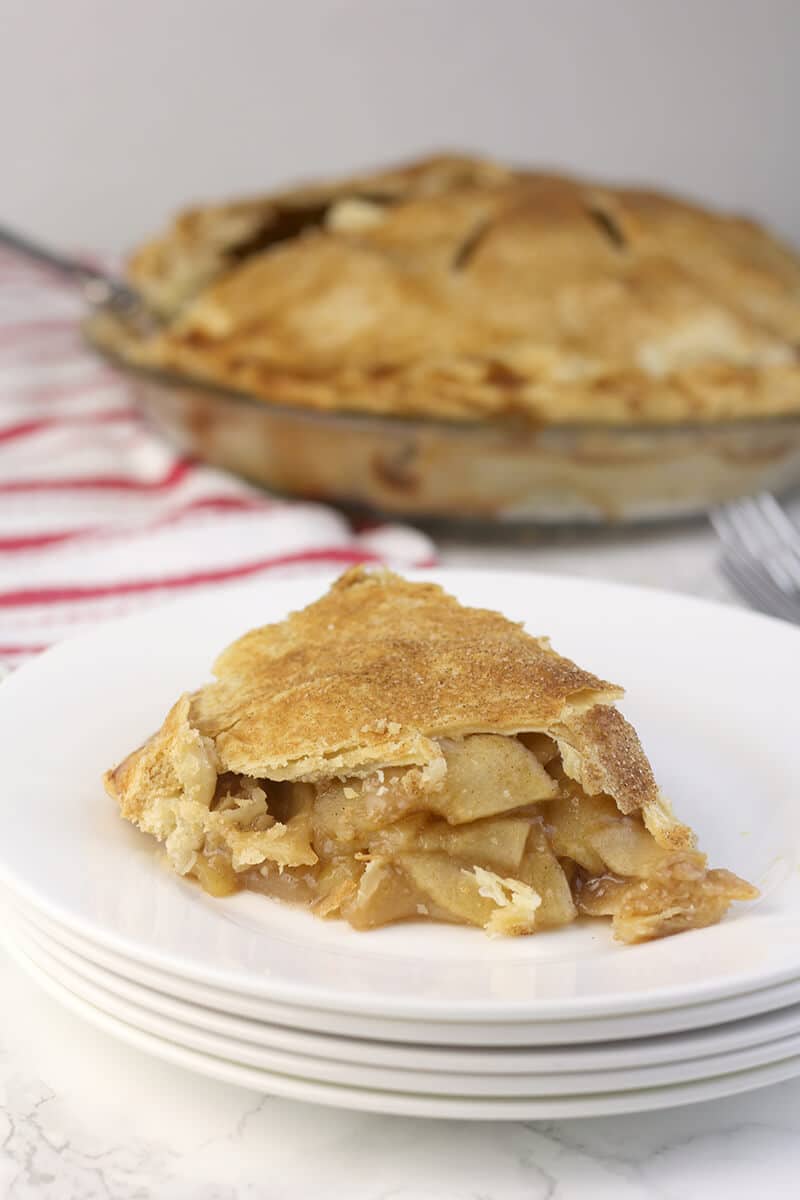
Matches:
[113,566,658,812]
[105,569,757,941]
[99,153,800,425]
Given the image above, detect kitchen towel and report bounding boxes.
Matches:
[0,252,435,672]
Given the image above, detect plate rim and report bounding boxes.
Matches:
[14,905,800,1089]
[16,892,800,1046]
[7,916,800,1121]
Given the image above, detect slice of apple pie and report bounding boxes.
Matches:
[105,568,756,942]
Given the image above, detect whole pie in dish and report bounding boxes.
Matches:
[92,152,800,425]
[105,569,757,941]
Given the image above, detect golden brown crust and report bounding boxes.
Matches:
[556,703,657,814]
[196,567,623,777]
[105,153,800,425]
[106,567,671,830]
[127,154,513,318]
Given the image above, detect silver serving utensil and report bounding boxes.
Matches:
[0,224,157,334]
[711,492,800,623]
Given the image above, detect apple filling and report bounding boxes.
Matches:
[174,731,755,943]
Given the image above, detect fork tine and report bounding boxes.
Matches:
[755,492,800,544]
[719,552,800,624]
[711,498,768,558]
[712,502,791,592]
[726,496,781,555]
[712,496,800,592]
[753,492,796,535]
[710,503,753,552]
[753,495,800,590]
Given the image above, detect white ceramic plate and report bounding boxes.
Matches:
[15,899,800,1078]
[21,896,800,1048]
[6,922,800,1121]
[11,913,800,1099]
[1,570,798,1024]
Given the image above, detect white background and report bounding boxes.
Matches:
[1,0,797,253]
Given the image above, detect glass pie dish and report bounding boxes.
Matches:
[85,315,800,526]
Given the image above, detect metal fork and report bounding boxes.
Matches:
[0,225,156,334]
[711,492,800,623]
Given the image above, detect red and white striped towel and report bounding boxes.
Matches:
[0,253,436,672]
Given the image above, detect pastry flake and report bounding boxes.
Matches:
[105,568,757,941]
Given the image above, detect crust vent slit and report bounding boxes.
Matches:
[586,204,627,250]
[452,217,494,270]
[227,204,331,263]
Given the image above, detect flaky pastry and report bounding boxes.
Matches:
[105,568,756,941]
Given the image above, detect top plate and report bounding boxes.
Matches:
[1,568,798,1023]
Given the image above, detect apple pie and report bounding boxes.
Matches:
[105,569,757,942]
[95,152,800,425]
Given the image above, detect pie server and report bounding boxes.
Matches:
[0,223,158,336]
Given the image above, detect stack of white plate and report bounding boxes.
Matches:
[2,570,799,1119]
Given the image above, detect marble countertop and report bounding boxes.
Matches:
[4,517,799,1200]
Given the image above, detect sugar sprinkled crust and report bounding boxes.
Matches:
[99,153,800,425]
[105,567,684,843]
